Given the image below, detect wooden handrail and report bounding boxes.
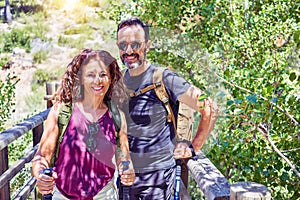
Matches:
[0,109,50,151]
[0,109,49,199]
[187,151,231,199]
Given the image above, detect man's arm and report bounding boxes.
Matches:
[178,85,218,152]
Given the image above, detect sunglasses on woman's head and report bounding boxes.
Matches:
[117,41,145,51]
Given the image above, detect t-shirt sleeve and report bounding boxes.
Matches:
[163,69,191,102]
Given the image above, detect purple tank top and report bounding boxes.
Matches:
[53,105,116,200]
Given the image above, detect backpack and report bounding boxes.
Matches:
[50,100,122,167]
[126,67,194,141]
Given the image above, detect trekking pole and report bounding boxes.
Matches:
[121,161,130,200]
[42,168,53,200]
[174,159,182,200]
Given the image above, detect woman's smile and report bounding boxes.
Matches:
[92,86,104,92]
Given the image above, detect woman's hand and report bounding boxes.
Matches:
[36,170,58,194]
[119,160,135,186]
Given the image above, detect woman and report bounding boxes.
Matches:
[32,49,135,199]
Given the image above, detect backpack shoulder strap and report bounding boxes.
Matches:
[50,102,72,167]
[106,100,121,133]
[122,67,178,138]
[152,67,178,138]
[106,100,122,149]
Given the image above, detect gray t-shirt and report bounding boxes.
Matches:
[123,64,191,173]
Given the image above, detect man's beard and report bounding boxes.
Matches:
[124,60,142,69]
[121,51,145,70]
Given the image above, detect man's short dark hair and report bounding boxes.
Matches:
[117,17,150,41]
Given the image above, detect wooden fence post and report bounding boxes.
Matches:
[230,182,271,200]
[0,147,10,200]
[45,82,60,109]
[45,82,55,108]
[33,124,44,147]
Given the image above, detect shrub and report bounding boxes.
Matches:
[0,73,19,131]
[33,50,48,64]
[1,28,31,53]
[32,68,56,85]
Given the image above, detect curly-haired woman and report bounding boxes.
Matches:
[32,49,134,199]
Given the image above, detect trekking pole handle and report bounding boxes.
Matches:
[42,168,53,200]
[174,159,181,200]
[122,161,130,200]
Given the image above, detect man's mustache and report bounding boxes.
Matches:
[122,53,139,58]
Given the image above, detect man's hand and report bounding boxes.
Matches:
[174,142,193,159]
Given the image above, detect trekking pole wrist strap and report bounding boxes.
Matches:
[177,139,198,161]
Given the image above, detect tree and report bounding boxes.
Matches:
[107,0,300,198]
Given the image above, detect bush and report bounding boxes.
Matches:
[33,50,48,64]
[32,68,56,85]
[0,73,19,131]
[1,28,31,53]
[0,56,9,69]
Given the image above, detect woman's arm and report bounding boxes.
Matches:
[32,102,61,194]
[116,109,135,186]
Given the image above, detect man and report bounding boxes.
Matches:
[116,16,218,199]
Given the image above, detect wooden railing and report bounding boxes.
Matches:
[0,108,50,199]
[0,82,272,200]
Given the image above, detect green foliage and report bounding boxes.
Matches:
[9,130,34,197]
[188,178,205,200]
[80,0,100,7]
[1,28,31,53]
[30,68,57,112]
[33,68,56,85]
[63,24,94,36]
[0,56,9,68]
[0,9,50,54]
[110,0,300,199]
[25,84,46,113]
[0,73,19,131]
[33,50,48,64]
[22,12,50,41]
[58,35,87,49]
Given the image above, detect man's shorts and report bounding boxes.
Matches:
[119,166,176,200]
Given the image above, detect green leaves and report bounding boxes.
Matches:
[110,0,300,198]
[198,93,208,102]
[289,72,297,82]
[246,95,257,103]
[1,28,31,53]
[0,73,19,131]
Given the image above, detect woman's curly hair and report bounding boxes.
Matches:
[54,49,127,106]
